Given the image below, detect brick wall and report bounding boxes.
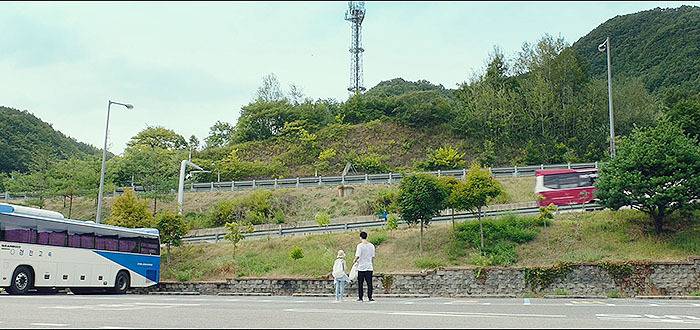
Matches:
[137,258,700,297]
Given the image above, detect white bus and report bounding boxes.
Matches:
[0,203,160,295]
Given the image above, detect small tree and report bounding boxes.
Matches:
[457,163,504,251]
[596,119,700,234]
[397,174,448,253]
[438,176,460,229]
[156,210,188,262]
[315,211,331,227]
[107,188,153,228]
[224,221,255,255]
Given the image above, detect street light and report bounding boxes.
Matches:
[598,37,616,158]
[96,100,133,224]
[177,159,210,215]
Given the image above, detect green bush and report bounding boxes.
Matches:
[417,146,466,171]
[273,210,286,224]
[386,214,399,230]
[209,190,274,227]
[455,214,546,265]
[289,246,304,260]
[369,232,388,246]
[315,211,331,227]
[353,153,390,173]
[414,257,446,269]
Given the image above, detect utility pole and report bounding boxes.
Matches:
[598,37,616,158]
[177,159,209,215]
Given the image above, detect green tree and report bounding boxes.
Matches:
[205,121,235,148]
[127,126,188,150]
[595,119,700,234]
[48,157,100,218]
[224,221,255,255]
[418,146,467,171]
[155,210,188,262]
[397,174,448,253]
[666,98,700,139]
[315,211,331,227]
[106,188,153,228]
[457,163,504,250]
[438,176,460,229]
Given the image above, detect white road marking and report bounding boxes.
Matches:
[596,314,700,324]
[30,323,69,327]
[284,308,566,319]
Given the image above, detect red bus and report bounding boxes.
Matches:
[535,168,598,207]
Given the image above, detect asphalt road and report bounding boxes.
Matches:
[0,294,699,328]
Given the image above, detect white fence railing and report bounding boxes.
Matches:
[2,162,601,199]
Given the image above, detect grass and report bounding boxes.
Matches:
[162,209,700,281]
[37,176,536,227]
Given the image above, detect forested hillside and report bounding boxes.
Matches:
[0,106,99,173]
[572,5,700,95]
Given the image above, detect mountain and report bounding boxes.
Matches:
[572,5,700,95]
[0,106,100,173]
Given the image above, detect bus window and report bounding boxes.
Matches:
[119,237,139,253]
[96,235,119,251]
[140,237,160,255]
[68,233,81,248]
[49,231,67,247]
[3,225,37,244]
[81,233,95,249]
[543,175,559,189]
[37,231,50,245]
[558,173,579,189]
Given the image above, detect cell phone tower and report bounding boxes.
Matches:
[345,1,366,94]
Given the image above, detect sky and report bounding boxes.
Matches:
[1,1,698,154]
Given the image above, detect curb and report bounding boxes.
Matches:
[452,295,517,299]
[543,295,607,299]
[218,292,273,296]
[148,292,200,296]
[635,296,700,300]
[291,293,431,298]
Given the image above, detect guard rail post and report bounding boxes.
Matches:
[318,176,322,186]
[296,177,300,188]
[252,179,256,188]
[279,224,283,236]
[211,182,215,192]
[190,183,194,192]
[342,176,345,185]
[513,166,518,177]
[365,174,369,184]
[215,234,219,243]
[595,161,598,169]
[567,162,571,169]
[388,173,393,184]
[231,181,235,191]
[437,169,441,177]
[274,178,278,189]
[344,223,348,230]
[462,169,466,180]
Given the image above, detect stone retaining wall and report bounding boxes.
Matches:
[136,258,700,297]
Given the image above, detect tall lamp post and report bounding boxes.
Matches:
[96,100,133,224]
[177,159,209,215]
[598,37,616,158]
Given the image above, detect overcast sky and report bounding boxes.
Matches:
[1,1,698,154]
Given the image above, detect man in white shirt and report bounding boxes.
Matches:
[353,231,375,302]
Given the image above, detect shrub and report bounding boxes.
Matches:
[353,153,390,173]
[386,214,399,230]
[106,188,153,228]
[209,190,274,227]
[554,288,570,296]
[456,214,546,265]
[417,146,466,171]
[273,210,286,224]
[369,232,388,246]
[289,246,304,260]
[607,290,622,298]
[315,211,331,227]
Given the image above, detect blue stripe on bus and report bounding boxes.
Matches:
[0,204,14,213]
[94,251,161,282]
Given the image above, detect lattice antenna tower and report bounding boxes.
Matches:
[345,1,366,94]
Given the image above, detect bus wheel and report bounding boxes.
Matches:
[7,266,33,295]
[112,271,130,294]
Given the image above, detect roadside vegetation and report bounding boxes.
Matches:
[162,209,700,281]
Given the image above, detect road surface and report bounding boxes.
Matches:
[1,294,699,328]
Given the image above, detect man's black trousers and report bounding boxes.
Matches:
[357,270,373,300]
